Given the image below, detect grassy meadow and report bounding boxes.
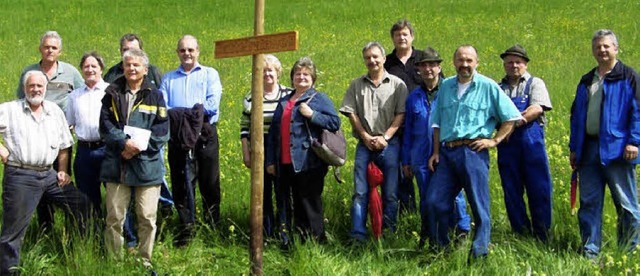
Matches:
[1,0,640,274]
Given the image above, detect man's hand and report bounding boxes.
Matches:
[266,165,276,175]
[402,165,413,178]
[428,153,439,172]
[121,139,141,160]
[469,138,498,152]
[569,152,577,170]
[242,151,251,168]
[371,136,388,151]
[57,171,71,187]
[623,144,638,161]
[0,145,9,164]
[298,103,314,118]
[361,133,376,151]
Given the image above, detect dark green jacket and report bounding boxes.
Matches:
[99,77,169,186]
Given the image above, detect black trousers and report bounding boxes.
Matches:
[279,164,328,241]
[36,146,74,233]
[168,125,220,227]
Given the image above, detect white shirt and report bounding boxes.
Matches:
[67,80,109,141]
[0,99,74,167]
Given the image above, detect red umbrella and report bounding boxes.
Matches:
[367,162,384,239]
[570,169,578,216]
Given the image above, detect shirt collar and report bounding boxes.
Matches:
[84,80,109,92]
[364,71,392,84]
[500,71,531,85]
[178,63,202,74]
[38,60,62,79]
[21,98,52,115]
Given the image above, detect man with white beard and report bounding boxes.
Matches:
[0,70,89,275]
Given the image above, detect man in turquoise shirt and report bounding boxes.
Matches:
[160,35,223,247]
[425,45,520,259]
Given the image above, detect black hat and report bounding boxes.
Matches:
[417,47,443,63]
[500,44,530,62]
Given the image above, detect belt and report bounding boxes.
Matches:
[444,139,478,148]
[78,140,104,149]
[5,161,53,172]
[585,134,598,141]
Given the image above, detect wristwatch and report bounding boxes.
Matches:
[383,134,391,142]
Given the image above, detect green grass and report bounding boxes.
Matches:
[1,0,640,274]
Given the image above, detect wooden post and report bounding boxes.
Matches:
[214,1,298,275]
[249,0,265,275]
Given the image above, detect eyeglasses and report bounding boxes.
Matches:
[178,48,197,53]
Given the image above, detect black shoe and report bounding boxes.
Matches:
[418,238,426,249]
[173,224,194,248]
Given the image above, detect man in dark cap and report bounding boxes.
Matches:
[401,47,470,247]
[496,44,553,241]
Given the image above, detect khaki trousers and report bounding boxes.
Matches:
[105,183,160,261]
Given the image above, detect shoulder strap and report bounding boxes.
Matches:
[304,91,319,141]
[523,77,534,96]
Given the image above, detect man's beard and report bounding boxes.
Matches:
[26,95,44,106]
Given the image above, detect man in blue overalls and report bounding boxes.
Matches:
[402,47,471,247]
[497,44,553,241]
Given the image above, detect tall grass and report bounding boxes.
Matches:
[0,0,639,274]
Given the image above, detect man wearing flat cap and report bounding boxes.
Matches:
[402,47,471,247]
[496,44,553,241]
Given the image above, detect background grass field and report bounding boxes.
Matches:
[1,0,640,274]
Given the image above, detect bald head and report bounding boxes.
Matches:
[453,45,479,83]
[176,35,200,71]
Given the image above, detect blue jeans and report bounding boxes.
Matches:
[426,145,491,257]
[74,144,105,218]
[578,139,640,256]
[123,147,173,247]
[350,137,400,240]
[413,163,470,239]
[0,166,89,274]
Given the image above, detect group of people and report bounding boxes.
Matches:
[0,19,638,274]
[246,20,640,263]
[0,31,222,273]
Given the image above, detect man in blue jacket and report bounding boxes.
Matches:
[569,29,640,259]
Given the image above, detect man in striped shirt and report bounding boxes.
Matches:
[0,70,89,275]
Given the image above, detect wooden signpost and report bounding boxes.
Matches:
[214,1,298,275]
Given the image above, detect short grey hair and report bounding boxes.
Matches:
[23,70,48,89]
[290,56,317,86]
[362,41,386,57]
[177,35,199,50]
[40,31,62,48]
[592,29,619,47]
[122,48,149,68]
[264,54,283,78]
